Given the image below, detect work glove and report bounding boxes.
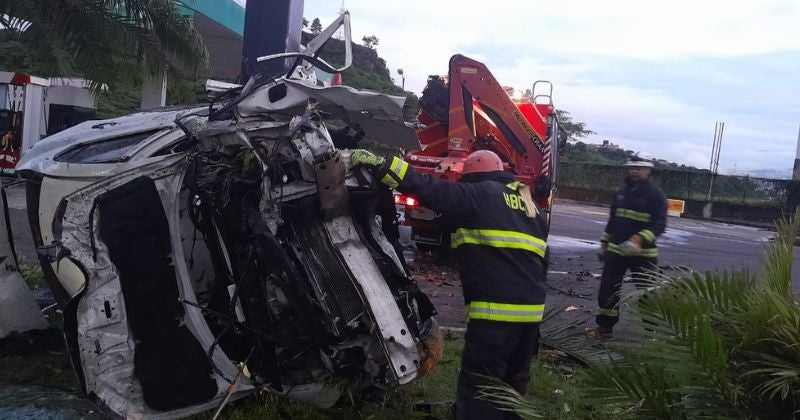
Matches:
[350,149,385,167]
[598,241,608,261]
[618,238,642,256]
[417,318,444,378]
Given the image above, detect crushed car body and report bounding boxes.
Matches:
[15,12,440,418]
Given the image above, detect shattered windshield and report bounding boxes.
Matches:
[54,130,162,163]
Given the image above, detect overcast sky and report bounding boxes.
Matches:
[239,0,800,173]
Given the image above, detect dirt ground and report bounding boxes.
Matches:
[408,251,466,328]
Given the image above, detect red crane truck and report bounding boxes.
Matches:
[397,54,564,249]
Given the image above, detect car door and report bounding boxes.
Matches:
[53,155,256,419]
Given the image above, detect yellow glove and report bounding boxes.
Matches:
[350,149,385,167]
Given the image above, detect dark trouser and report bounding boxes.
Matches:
[455,320,540,420]
[596,252,658,330]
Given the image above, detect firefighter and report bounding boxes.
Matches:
[350,149,548,420]
[589,152,667,336]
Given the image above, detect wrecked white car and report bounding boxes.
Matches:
[15,14,439,418]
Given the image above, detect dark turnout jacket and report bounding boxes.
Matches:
[601,177,667,257]
[377,156,548,323]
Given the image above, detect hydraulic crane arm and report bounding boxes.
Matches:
[445,54,548,173]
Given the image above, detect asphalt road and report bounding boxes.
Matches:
[549,201,788,275]
[412,200,799,328]
[542,201,799,332]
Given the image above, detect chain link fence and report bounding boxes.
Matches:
[558,162,800,211]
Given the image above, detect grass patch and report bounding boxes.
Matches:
[1,328,609,419]
[0,346,79,392]
[0,262,73,392]
[527,358,614,419]
[197,332,610,419]
[190,332,466,419]
[18,261,46,290]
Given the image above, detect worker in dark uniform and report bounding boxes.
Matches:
[590,152,667,336]
[350,149,548,420]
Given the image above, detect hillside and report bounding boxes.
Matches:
[301,31,418,120]
[564,141,701,171]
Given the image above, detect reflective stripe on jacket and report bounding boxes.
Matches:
[466,301,545,322]
[452,228,547,258]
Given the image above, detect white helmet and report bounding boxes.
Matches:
[625,151,655,168]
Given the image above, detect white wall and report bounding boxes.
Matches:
[46,85,97,109]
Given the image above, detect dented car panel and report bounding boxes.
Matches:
[17,109,190,177]
[17,26,440,418]
[17,111,199,302]
[237,78,420,150]
[58,158,254,417]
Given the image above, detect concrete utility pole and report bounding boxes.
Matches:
[793,124,800,181]
[706,121,725,201]
[703,122,725,218]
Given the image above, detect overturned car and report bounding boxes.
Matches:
[16,13,439,418]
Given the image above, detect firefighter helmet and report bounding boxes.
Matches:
[625,152,655,168]
[463,150,504,174]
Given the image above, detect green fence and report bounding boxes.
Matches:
[559,162,800,210]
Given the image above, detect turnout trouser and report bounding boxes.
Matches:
[596,252,658,330]
[455,320,540,420]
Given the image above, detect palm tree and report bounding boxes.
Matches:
[480,209,800,419]
[0,0,208,89]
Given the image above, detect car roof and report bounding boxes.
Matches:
[17,107,203,170]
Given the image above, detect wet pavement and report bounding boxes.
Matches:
[406,201,794,329]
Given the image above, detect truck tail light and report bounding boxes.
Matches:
[394,194,418,207]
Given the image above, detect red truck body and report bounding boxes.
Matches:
[400,54,560,247]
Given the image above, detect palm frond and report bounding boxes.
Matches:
[580,350,742,420]
[760,207,800,298]
[475,376,544,419]
[619,268,754,315]
[726,292,800,412]
[0,0,208,90]
[539,306,617,366]
[636,291,729,375]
